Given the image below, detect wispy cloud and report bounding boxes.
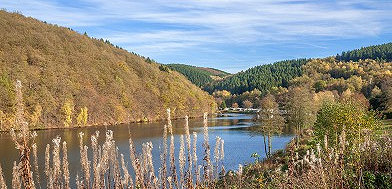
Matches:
[1,0,391,72]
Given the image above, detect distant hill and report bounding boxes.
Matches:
[336,42,392,62]
[0,11,215,130]
[167,64,230,87]
[205,59,308,94]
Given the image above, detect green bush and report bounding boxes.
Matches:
[363,171,376,189]
[159,64,170,72]
[314,101,381,150]
[375,173,392,189]
[363,171,392,189]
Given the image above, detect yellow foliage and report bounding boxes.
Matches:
[0,10,215,128]
[313,91,336,109]
[114,105,127,123]
[118,61,130,73]
[0,110,4,130]
[76,107,88,127]
[62,100,74,127]
[30,104,42,127]
[213,90,231,99]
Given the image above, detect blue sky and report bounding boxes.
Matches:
[1,0,392,73]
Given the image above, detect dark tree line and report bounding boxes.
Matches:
[167,64,229,87]
[336,42,392,62]
[205,59,308,95]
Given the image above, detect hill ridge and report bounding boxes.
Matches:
[0,10,215,130]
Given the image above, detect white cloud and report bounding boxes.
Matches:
[1,0,391,70]
[3,0,390,36]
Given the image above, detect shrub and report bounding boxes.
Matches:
[314,101,381,150]
[159,64,170,72]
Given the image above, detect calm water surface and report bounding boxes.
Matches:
[0,113,294,187]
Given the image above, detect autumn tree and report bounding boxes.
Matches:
[212,90,232,99]
[76,107,88,127]
[30,104,42,128]
[314,101,380,150]
[232,102,239,108]
[340,89,370,110]
[313,90,336,110]
[370,86,382,98]
[242,100,253,109]
[215,98,223,109]
[257,94,285,157]
[62,100,74,127]
[285,87,316,146]
[0,110,4,131]
[220,101,227,109]
[381,79,392,114]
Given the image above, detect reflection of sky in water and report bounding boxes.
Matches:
[0,113,294,187]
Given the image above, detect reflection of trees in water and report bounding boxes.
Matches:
[230,119,239,125]
[282,125,295,134]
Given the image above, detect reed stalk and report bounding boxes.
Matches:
[62,141,70,189]
[10,81,36,189]
[12,161,21,189]
[31,143,40,189]
[0,163,6,189]
[167,109,179,188]
[120,154,133,188]
[179,135,185,187]
[52,136,62,188]
[160,125,168,188]
[202,112,212,185]
[192,132,198,186]
[184,116,193,188]
[5,98,226,189]
[44,144,51,189]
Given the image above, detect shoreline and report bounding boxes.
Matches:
[0,112,244,133]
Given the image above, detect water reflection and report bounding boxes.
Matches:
[0,113,294,187]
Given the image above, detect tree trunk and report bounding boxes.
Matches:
[263,134,268,158]
[268,132,272,158]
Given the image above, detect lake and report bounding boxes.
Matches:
[0,113,294,187]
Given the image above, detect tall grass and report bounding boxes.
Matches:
[221,129,392,188]
[0,163,7,189]
[9,80,36,189]
[5,81,225,189]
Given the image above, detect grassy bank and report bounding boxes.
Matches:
[217,121,392,189]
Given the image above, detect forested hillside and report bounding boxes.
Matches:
[291,57,392,114]
[336,42,392,62]
[210,43,392,112]
[0,11,215,130]
[205,59,307,94]
[167,64,229,87]
[219,44,392,188]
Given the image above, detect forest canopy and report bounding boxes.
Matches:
[336,42,392,62]
[167,64,229,87]
[205,59,308,95]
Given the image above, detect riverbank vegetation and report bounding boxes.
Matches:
[211,42,392,187]
[218,96,391,188]
[0,82,225,189]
